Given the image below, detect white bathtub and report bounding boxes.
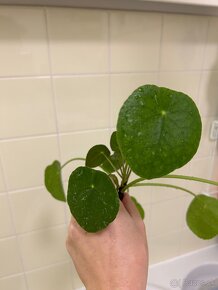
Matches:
[77,244,218,290]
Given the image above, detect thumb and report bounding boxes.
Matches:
[122,192,141,221]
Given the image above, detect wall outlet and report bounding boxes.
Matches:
[210,120,218,140]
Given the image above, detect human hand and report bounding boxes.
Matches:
[66,193,148,290]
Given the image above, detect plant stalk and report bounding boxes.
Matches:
[61,157,85,169]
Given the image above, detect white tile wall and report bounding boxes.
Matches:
[0,5,217,290]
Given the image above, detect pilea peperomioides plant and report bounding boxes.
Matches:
[44,84,218,239]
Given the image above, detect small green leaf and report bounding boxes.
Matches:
[44,160,66,202]
[86,145,110,168]
[117,84,202,179]
[110,131,120,152]
[101,152,123,174]
[186,194,218,239]
[131,196,145,219]
[67,166,119,232]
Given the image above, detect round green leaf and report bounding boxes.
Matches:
[44,160,66,202]
[101,152,123,174]
[86,145,110,168]
[67,166,119,232]
[110,131,120,152]
[117,84,202,179]
[131,196,145,219]
[186,194,218,239]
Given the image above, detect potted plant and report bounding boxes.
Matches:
[44,84,218,239]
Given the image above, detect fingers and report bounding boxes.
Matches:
[122,192,141,221]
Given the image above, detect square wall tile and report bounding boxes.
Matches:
[0,274,26,290]
[0,78,56,139]
[179,226,216,255]
[149,197,185,237]
[188,157,213,194]
[110,11,162,72]
[198,71,218,118]
[111,73,158,126]
[0,6,49,76]
[60,129,110,181]
[1,136,59,190]
[0,237,23,277]
[69,263,83,290]
[160,14,208,71]
[148,230,181,264]
[10,187,65,234]
[0,194,14,238]
[27,263,72,290]
[19,226,68,271]
[203,17,218,70]
[54,76,110,132]
[47,8,108,74]
[195,117,217,159]
[158,71,201,104]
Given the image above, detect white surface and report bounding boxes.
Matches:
[148,244,218,290]
[139,0,218,7]
[77,245,218,290]
[1,0,218,17]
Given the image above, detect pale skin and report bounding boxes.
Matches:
[66,193,149,290]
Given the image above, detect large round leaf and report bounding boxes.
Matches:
[186,194,218,239]
[44,160,66,202]
[67,166,119,232]
[117,85,202,179]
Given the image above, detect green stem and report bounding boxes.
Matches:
[163,174,218,186]
[130,182,196,197]
[102,153,123,178]
[61,157,85,169]
[124,174,218,192]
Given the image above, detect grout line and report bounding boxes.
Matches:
[0,223,67,242]
[0,128,111,143]
[1,69,218,81]
[157,13,164,85]
[0,260,70,281]
[108,11,113,130]
[0,156,29,290]
[43,7,69,227]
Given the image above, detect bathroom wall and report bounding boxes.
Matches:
[0,5,217,290]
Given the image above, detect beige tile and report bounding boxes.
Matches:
[198,71,218,118]
[19,226,68,271]
[159,71,201,104]
[209,154,218,193]
[60,129,110,181]
[110,11,162,72]
[0,6,49,76]
[0,194,14,238]
[160,14,208,70]
[148,230,181,264]
[149,197,185,237]
[1,136,59,190]
[54,76,110,132]
[69,263,83,290]
[47,8,108,74]
[0,78,56,139]
[195,117,217,159]
[111,73,158,126]
[203,17,218,70]
[0,163,5,193]
[188,157,213,194]
[179,226,216,255]
[10,187,65,234]
[0,274,26,290]
[0,237,23,277]
[27,262,72,290]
